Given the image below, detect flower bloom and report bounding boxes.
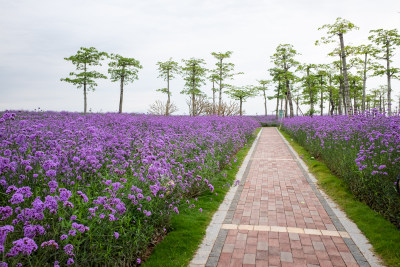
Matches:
[41,240,59,249]
[6,237,38,257]
[114,232,119,239]
[0,206,13,220]
[63,244,74,256]
[72,222,89,233]
[67,258,74,266]
[77,191,89,202]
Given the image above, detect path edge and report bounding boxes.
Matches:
[276,127,383,267]
[189,128,263,267]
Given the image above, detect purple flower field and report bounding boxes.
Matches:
[0,111,258,266]
[282,110,400,226]
[248,115,279,126]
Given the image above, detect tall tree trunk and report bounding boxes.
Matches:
[286,80,294,117]
[119,75,124,113]
[263,87,267,116]
[83,83,87,114]
[329,77,334,115]
[83,63,87,114]
[212,81,216,115]
[320,78,323,116]
[353,81,357,113]
[240,97,243,116]
[166,70,170,116]
[306,67,313,116]
[339,33,352,115]
[284,92,288,118]
[192,92,195,116]
[362,52,367,112]
[386,39,392,116]
[218,58,223,115]
[276,81,280,120]
[383,97,386,113]
[338,55,343,115]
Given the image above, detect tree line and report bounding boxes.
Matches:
[267,18,400,118]
[61,17,400,117]
[61,49,258,115]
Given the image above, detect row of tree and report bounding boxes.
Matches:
[61,18,400,117]
[61,48,253,115]
[61,47,142,114]
[266,18,400,119]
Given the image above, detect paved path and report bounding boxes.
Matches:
[190,128,381,267]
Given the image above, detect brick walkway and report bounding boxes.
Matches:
[195,128,372,267]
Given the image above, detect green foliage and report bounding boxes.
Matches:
[211,51,237,86]
[270,44,300,71]
[61,47,108,91]
[180,58,207,96]
[368,29,400,79]
[225,85,256,101]
[156,58,179,95]
[255,79,271,94]
[316,17,359,45]
[108,54,142,84]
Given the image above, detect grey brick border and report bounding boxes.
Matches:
[276,127,381,267]
[190,128,262,267]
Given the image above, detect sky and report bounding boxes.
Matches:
[1,0,400,115]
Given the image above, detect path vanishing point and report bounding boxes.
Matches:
[190,127,382,267]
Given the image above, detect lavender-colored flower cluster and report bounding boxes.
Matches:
[248,115,279,126]
[0,111,258,265]
[282,110,400,226]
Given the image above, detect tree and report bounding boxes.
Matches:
[180,58,207,116]
[270,44,300,117]
[156,59,179,115]
[317,17,359,115]
[316,66,328,116]
[368,29,400,116]
[61,47,108,114]
[353,44,379,112]
[208,72,220,114]
[269,68,286,120]
[108,54,142,113]
[225,85,256,116]
[297,63,319,116]
[211,51,242,115]
[255,80,271,116]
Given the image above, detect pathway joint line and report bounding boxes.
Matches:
[221,223,349,237]
[189,129,262,267]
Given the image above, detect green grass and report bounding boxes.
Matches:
[142,128,261,267]
[279,129,400,267]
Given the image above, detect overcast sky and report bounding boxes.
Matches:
[1,0,400,115]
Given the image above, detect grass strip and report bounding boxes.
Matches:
[279,128,400,267]
[143,128,261,267]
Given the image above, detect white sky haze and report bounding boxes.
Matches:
[1,0,399,114]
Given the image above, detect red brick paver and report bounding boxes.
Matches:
[217,128,358,266]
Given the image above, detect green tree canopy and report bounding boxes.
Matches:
[156,58,179,115]
[108,54,142,113]
[61,47,108,113]
[225,85,256,116]
[180,58,207,116]
[368,28,400,115]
